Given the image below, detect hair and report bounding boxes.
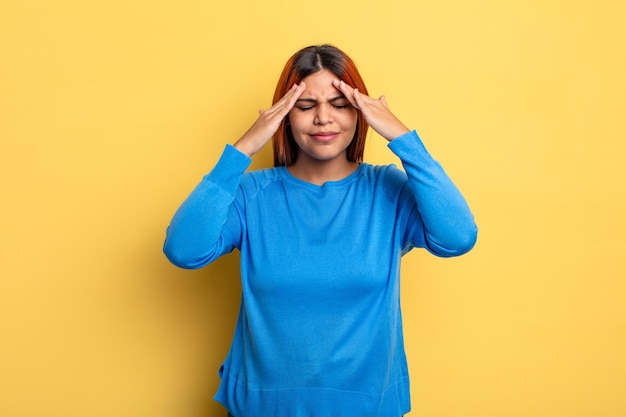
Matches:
[272,44,369,167]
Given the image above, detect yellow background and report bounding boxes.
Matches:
[1,1,625,416]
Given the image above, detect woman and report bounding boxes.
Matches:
[164,44,477,417]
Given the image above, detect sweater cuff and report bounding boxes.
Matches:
[388,130,437,167]
[204,144,252,193]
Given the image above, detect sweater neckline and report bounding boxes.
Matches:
[278,163,365,189]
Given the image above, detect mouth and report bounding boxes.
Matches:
[310,132,339,142]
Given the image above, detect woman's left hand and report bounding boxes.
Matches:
[333,79,410,142]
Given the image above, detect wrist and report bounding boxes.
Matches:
[385,126,411,142]
[233,137,259,157]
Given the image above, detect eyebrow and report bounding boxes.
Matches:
[296,95,348,104]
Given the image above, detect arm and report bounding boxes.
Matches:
[163,145,251,269]
[334,79,477,257]
[163,82,306,269]
[389,131,477,257]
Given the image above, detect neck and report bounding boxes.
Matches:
[287,157,359,186]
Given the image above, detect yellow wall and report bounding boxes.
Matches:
[1,1,625,416]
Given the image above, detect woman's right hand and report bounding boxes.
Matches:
[234,82,306,157]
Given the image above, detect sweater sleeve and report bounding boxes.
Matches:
[388,130,477,257]
[163,144,252,269]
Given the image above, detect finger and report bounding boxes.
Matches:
[286,81,306,105]
[275,81,305,117]
[353,88,368,110]
[280,82,306,108]
[379,95,389,109]
[272,84,298,110]
[264,82,305,118]
[334,79,360,109]
[352,86,380,111]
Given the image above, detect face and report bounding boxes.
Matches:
[288,69,358,166]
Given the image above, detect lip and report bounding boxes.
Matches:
[310,132,339,142]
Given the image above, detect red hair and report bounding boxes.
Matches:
[272,45,369,167]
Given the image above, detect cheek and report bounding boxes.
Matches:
[342,111,358,131]
[287,112,308,133]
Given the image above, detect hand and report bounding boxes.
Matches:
[234,82,306,157]
[333,79,410,142]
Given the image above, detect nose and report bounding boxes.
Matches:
[314,103,332,125]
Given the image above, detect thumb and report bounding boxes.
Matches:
[379,95,389,109]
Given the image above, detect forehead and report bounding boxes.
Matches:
[300,69,342,98]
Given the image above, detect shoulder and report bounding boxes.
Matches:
[239,167,284,198]
[359,162,408,198]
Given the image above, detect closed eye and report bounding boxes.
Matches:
[329,97,351,109]
[295,96,351,111]
[297,103,350,112]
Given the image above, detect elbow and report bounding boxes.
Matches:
[454,224,478,256]
[163,241,208,270]
[427,223,478,258]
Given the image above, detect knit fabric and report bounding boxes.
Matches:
[164,130,477,417]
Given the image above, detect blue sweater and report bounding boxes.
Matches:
[164,130,477,417]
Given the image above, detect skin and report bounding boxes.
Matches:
[234,69,410,185]
[287,70,359,183]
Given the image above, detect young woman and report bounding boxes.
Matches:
[164,44,477,417]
